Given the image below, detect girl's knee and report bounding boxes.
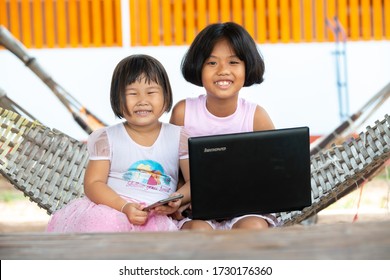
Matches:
[181,220,213,231]
[232,217,269,230]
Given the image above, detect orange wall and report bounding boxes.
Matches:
[1,0,389,48]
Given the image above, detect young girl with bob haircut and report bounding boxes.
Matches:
[171,22,277,230]
[47,54,190,232]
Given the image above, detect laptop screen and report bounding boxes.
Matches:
[188,127,312,220]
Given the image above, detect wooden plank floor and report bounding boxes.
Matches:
[1,220,389,259]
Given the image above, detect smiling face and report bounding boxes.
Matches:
[123,76,165,130]
[201,39,246,102]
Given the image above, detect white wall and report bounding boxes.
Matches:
[0,41,389,141]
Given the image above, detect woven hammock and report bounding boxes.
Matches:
[0,107,87,214]
[1,106,389,225]
[276,114,390,225]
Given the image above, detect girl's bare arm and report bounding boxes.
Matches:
[169,99,186,126]
[253,105,275,131]
[84,160,126,210]
[84,160,147,224]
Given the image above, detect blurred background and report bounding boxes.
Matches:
[0,0,389,231]
[0,0,389,141]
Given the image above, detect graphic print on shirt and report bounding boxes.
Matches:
[123,159,171,193]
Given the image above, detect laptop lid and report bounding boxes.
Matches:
[188,126,311,220]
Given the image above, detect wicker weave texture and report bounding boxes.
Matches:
[277,114,390,225]
[0,107,87,214]
[1,106,389,225]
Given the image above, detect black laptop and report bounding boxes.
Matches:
[188,126,312,220]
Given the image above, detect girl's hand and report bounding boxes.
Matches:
[122,202,148,225]
[170,203,191,220]
[153,193,182,215]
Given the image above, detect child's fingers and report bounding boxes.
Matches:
[154,200,181,215]
[152,205,168,213]
[125,203,148,224]
[131,215,148,225]
[169,199,181,208]
[130,210,148,224]
[170,210,184,220]
[132,203,145,210]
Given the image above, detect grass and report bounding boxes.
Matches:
[0,177,28,203]
[0,190,26,203]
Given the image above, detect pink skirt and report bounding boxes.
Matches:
[46,197,178,233]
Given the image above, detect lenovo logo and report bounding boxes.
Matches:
[204,147,227,153]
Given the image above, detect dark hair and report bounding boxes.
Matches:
[110,54,173,119]
[181,22,265,87]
